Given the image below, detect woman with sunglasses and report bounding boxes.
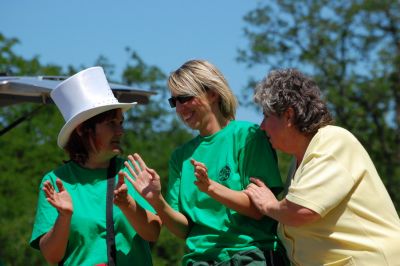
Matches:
[125,60,288,265]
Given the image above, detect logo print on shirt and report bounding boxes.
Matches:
[218,165,231,181]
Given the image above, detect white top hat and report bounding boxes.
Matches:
[51,66,136,148]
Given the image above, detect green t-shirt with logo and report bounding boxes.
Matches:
[30,157,154,266]
[166,120,283,265]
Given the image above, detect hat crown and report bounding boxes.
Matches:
[51,66,118,122]
[50,66,135,148]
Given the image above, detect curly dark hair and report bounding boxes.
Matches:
[64,109,119,165]
[254,69,333,134]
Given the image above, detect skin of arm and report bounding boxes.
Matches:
[38,178,73,264]
[124,153,190,239]
[244,178,320,227]
[191,159,263,220]
[114,172,161,242]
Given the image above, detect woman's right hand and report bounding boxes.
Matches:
[42,178,73,216]
[124,153,162,205]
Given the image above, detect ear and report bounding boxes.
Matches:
[206,89,220,104]
[76,124,84,136]
[284,107,295,126]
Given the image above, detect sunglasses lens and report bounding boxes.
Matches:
[168,97,176,108]
[168,95,194,108]
[178,96,194,104]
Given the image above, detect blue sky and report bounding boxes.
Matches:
[2,0,266,124]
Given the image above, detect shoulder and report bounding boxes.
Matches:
[170,136,199,160]
[229,120,267,145]
[41,162,73,183]
[307,125,365,161]
[314,125,359,147]
[228,120,262,136]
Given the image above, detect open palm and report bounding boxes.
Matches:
[123,153,162,204]
[43,178,73,215]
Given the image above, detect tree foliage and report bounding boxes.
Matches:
[0,33,189,265]
[238,0,400,210]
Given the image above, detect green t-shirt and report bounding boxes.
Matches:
[166,120,283,265]
[30,157,154,266]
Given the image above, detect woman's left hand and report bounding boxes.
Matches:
[244,177,278,215]
[191,159,213,192]
[113,172,130,208]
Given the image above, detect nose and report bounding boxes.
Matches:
[115,124,124,136]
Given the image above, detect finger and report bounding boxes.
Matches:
[55,178,65,192]
[43,187,53,198]
[125,156,138,179]
[117,172,125,186]
[191,159,207,170]
[146,167,158,180]
[43,182,53,195]
[120,171,136,188]
[133,153,148,171]
[128,154,142,175]
[250,177,267,187]
[195,165,208,176]
[244,185,257,194]
[194,172,203,181]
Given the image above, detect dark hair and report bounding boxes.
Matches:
[254,69,333,134]
[64,109,119,165]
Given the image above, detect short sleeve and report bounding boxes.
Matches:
[287,153,354,217]
[29,174,58,249]
[165,150,182,211]
[239,127,282,193]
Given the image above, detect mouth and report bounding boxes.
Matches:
[111,140,121,145]
[181,111,194,123]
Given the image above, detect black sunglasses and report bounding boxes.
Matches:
[168,95,194,108]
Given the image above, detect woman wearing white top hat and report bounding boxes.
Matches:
[29,67,161,266]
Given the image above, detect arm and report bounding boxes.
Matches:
[244,178,320,227]
[38,178,73,264]
[191,159,263,220]
[114,172,162,242]
[124,153,190,239]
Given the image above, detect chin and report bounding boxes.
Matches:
[112,147,123,155]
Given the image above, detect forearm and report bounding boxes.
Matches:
[264,198,320,227]
[118,197,161,242]
[207,182,263,220]
[39,212,71,264]
[151,196,190,239]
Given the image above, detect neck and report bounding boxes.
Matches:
[199,110,230,136]
[82,154,113,169]
[293,133,314,166]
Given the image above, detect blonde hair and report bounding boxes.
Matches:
[168,59,237,120]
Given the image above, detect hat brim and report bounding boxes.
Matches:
[57,102,136,148]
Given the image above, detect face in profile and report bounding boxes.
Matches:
[90,108,125,157]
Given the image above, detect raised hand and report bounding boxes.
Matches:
[244,177,277,215]
[43,178,73,216]
[124,153,162,204]
[113,172,130,208]
[191,159,213,192]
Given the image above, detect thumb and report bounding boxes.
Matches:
[250,177,267,187]
[117,172,125,185]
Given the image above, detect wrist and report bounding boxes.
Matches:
[58,209,73,217]
[151,194,166,211]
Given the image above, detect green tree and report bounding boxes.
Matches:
[0,33,189,265]
[238,0,400,210]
